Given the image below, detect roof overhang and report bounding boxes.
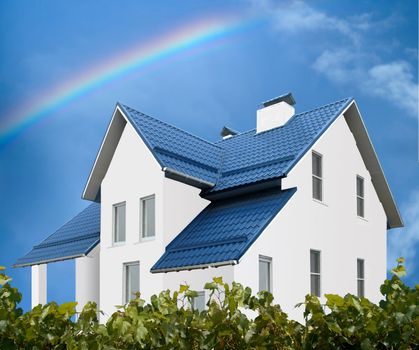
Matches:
[13,251,94,268]
[82,105,128,202]
[163,167,214,189]
[344,101,403,228]
[150,259,238,274]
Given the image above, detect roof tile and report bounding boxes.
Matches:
[151,187,296,272]
[14,203,100,267]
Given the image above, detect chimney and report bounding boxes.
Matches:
[256,92,296,133]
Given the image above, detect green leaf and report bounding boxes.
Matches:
[135,324,148,342]
[0,276,11,285]
[58,301,77,317]
[213,276,223,285]
[179,284,189,293]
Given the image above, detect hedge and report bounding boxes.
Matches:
[0,258,417,349]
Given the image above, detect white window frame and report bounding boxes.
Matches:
[357,258,365,298]
[112,202,126,245]
[310,249,321,297]
[259,255,272,293]
[123,261,140,303]
[356,175,365,218]
[312,151,323,202]
[139,194,156,241]
[191,291,206,311]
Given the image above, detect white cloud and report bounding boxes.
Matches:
[362,62,419,117]
[250,0,419,118]
[251,0,364,44]
[313,52,418,117]
[388,190,419,275]
[312,49,361,83]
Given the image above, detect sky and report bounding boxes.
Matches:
[0,0,417,311]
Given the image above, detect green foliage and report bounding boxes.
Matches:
[0,259,417,349]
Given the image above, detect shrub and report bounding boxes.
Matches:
[0,259,417,349]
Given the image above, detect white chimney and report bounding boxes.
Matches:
[256,93,296,133]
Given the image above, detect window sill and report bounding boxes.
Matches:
[135,236,156,244]
[110,242,125,248]
[312,198,328,207]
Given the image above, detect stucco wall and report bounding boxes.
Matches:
[96,110,387,322]
[99,120,209,320]
[75,244,100,312]
[100,122,165,319]
[234,115,387,321]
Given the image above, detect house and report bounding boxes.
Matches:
[14,93,403,321]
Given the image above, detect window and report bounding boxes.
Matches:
[192,291,206,311]
[357,259,365,298]
[124,262,140,303]
[259,255,272,292]
[113,202,126,243]
[312,152,323,201]
[140,195,155,239]
[357,176,365,217]
[310,250,321,296]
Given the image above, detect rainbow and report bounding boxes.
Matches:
[0,15,255,146]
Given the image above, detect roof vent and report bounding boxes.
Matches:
[220,126,238,140]
[257,92,296,133]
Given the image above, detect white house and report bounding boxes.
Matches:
[15,93,403,321]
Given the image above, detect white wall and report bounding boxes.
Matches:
[31,264,47,307]
[163,265,234,301]
[99,120,209,320]
[100,122,164,319]
[234,115,387,321]
[162,176,209,246]
[98,110,387,322]
[75,244,100,312]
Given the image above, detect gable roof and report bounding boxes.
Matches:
[14,203,100,267]
[82,97,402,228]
[151,187,296,273]
[210,98,353,193]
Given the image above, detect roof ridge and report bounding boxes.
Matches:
[296,97,353,117]
[119,103,222,150]
[216,97,354,141]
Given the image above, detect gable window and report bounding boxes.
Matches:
[312,152,323,201]
[124,262,139,303]
[259,255,272,292]
[356,176,365,217]
[357,259,365,298]
[140,195,155,239]
[310,250,321,297]
[113,202,126,243]
[192,291,206,311]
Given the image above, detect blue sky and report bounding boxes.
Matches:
[0,0,417,311]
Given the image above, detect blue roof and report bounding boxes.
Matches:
[14,203,100,267]
[15,97,354,268]
[119,98,353,193]
[119,104,222,185]
[212,98,353,192]
[151,187,296,272]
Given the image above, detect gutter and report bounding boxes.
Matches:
[13,253,88,268]
[163,167,215,189]
[151,259,238,274]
